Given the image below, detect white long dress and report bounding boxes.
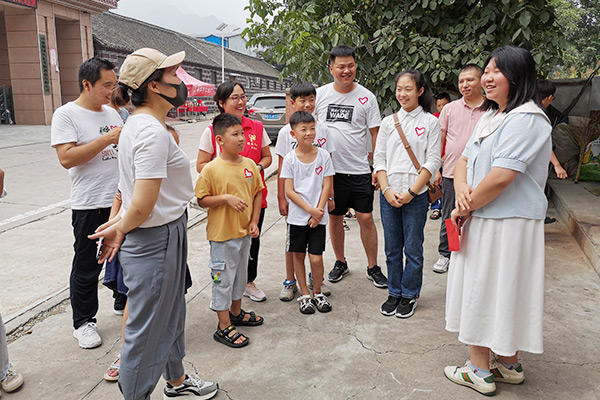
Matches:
[445,216,545,356]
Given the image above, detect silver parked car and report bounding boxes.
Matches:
[247,93,287,141]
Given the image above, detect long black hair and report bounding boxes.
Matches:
[115,69,165,107]
[213,81,246,113]
[395,69,435,113]
[480,46,540,113]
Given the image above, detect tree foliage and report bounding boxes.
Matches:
[244,0,564,110]
[553,0,600,78]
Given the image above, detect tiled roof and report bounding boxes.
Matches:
[91,12,280,78]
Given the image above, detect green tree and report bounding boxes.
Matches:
[553,0,600,78]
[245,0,564,110]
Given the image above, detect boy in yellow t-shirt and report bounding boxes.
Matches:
[195,113,265,348]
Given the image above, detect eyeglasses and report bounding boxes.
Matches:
[228,95,247,102]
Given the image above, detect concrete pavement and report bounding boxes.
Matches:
[1,122,599,399]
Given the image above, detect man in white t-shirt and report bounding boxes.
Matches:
[51,57,123,349]
[314,45,387,288]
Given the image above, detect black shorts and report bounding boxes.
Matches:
[329,173,374,215]
[286,224,326,255]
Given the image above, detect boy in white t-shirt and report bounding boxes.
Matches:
[275,81,335,302]
[280,111,335,314]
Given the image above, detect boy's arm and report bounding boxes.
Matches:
[197,194,248,213]
[318,176,332,210]
[277,155,288,216]
[248,191,262,238]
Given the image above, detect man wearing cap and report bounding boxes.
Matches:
[51,57,123,349]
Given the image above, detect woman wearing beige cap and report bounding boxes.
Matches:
[90,48,218,400]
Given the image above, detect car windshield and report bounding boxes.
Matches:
[253,97,286,109]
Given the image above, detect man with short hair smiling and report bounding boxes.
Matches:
[315,45,387,289]
[51,57,123,349]
[432,64,486,274]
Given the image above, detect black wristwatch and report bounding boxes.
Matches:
[407,188,417,198]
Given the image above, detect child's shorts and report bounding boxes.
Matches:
[286,223,326,255]
[209,236,251,311]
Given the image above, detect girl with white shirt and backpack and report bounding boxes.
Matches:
[373,69,441,319]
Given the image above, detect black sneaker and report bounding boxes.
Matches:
[395,297,417,318]
[164,374,218,399]
[380,295,401,316]
[366,265,388,288]
[328,259,349,282]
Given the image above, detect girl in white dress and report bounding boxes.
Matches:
[443,46,552,396]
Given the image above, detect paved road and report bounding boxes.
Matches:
[1,122,599,399]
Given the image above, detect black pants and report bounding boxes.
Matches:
[70,208,110,329]
[247,208,265,283]
[438,177,455,258]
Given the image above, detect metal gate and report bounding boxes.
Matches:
[0,85,15,125]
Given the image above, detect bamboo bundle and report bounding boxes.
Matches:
[567,111,600,183]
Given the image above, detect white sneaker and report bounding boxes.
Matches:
[279,279,297,301]
[444,361,496,395]
[73,321,102,349]
[432,255,450,273]
[243,282,266,302]
[307,274,331,296]
[0,364,23,393]
[489,356,525,384]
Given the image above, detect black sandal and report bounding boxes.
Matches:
[213,324,249,348]
[229,309,264,326]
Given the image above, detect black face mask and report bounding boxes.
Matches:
[158,81,188,108]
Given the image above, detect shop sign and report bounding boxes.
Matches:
[1,0,37,8]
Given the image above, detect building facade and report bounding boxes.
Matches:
[0,0,118,125]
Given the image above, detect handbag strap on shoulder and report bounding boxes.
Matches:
[392,113,421,172]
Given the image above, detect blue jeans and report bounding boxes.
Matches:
[380,191,429,299]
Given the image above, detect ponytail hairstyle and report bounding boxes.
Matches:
[115,68,166,107]
[395,69,435,113]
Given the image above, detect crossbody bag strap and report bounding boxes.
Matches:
[392,113,421,172]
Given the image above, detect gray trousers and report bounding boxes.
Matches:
[0,312,9,381]
[438,177,455,258]
[118,212,188,400]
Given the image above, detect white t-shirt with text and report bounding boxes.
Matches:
[118,114,194,228]
[315,82,381,174]
[50,102,122,210]
[274,121,336,157]
[280,148,335,226]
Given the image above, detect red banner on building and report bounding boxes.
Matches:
[1,0,37,8]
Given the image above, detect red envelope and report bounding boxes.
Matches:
[445,218,461,252]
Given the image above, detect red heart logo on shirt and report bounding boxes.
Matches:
[415,127,426,136]
[244,168,253,178]
[317,138,327,147]
[359,97,368,105]
[315,166,323,175]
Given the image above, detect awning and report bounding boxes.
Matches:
[176,66,215,97]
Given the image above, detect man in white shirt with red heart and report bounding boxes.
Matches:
[315,45,387,288]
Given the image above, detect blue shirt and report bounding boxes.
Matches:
[463,108,552,220]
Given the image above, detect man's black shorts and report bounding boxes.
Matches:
[329,173,374,215]
[286,224,326,255]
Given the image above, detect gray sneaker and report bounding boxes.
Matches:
[308,273,331,296]
[163,374,218,399]
[279,279,297,301]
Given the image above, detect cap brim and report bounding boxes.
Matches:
[158,51,185,69]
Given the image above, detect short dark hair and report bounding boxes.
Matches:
[78,57,115,92]
[212,113,241,136]
[480,46,540,113]
[329,45,355,65]
[436,92,451,102]
[395,69,435,113]
[290,81,316,101]
[289,111,315,130]
[213,81,245,113]
[460,64,483,77]
[537,79,556,99]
